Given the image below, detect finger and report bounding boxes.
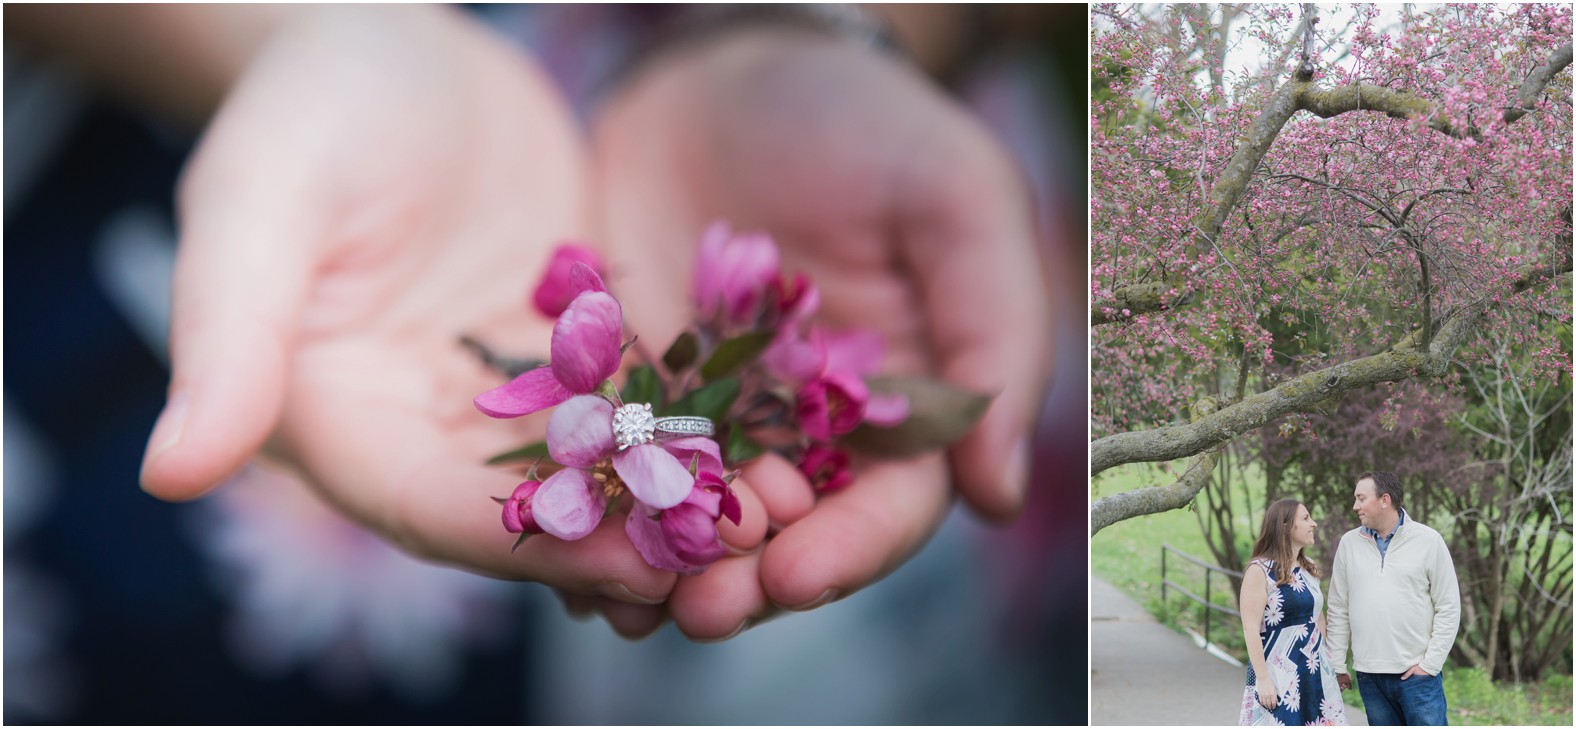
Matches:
[900,144,1050,521]
[140,151,324,501]
[668,551,771,642]
[717,476,768,553]
[759,454,950,610]
[738,452,816,533]
[282,386,678,602]
[598,598,668,640]
[556,589,596,621]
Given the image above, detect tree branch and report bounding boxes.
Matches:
[1090,397,1223,535]
[1300,41,1573,140]
[1091,280,1193,325]
[1505,42,1573,125]
[1090,259,1572,476]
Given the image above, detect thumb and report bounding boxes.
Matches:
[901,147,1051,521]
[140,165,320,501]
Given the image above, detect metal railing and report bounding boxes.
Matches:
[1160,543,1244,649]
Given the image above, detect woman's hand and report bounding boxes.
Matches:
[139,6,689,602]
[588,26,1050,639]
[1256,675,1280,710]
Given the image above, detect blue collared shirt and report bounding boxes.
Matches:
[1361,509,1407,559]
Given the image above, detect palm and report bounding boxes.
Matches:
[592,30,1042,637]
[164,8,673,591]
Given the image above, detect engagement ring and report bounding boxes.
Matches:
[613,403,715,450]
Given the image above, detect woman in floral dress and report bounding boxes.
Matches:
[1238,499,1348,726]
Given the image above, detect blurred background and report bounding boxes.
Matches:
[4,4,1087,723]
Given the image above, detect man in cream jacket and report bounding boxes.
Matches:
[1327,471,1461,725]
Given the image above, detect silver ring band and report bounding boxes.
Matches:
[654,416,716,438]
[613,403,715,450]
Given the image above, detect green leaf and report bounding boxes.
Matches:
[700,331,776,382]
[725,425,766,465]
[666,377,741,422]
[486,441,550,465]
[621,365,663,408]
[839,376,993,458]
[662,331,700,373]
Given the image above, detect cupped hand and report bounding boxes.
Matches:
[137,6,698,602]
[589,28,1051,639]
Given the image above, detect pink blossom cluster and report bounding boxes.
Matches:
[475,256,741,574]
[472,223,912,574]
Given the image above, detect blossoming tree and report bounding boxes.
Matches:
[1090,4,1572,533]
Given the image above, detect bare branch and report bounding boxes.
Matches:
[1297,4,1319,81]
[1504,42,1574,125]
[1091,398,1224,535]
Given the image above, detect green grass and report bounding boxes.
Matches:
[1092,465,1574,726]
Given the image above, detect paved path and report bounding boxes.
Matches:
[1090,577,1367,726]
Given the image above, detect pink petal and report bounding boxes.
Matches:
[683,474,724,518]
[799,444,852,492]
[863,392,909,426]
[719,233,780,323]
[823,329,885,376]
[796,381,832,441]
[566,261,607,297]
[502,481,543,534]
[550,291,623,394]
[532,244,605,318]
[822,370,870,437]
[474,366,572,418]
[532,468,606,541]
[661,503,725,566]
[612,444,692,509]
[693,221,731,319]
[719,488,742,526]
[773,272,820,325]
[625,506,700,574]
[547,395,616,469]
[693,472,742,526]
[660,436,724,477]
[762,329,826,384]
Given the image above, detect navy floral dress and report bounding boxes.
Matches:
[1238,560,1348,726]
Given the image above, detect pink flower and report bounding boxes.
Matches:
[474,271,621,418]
[798,443,852,492]
[769,272,820,327]
[528,396,703,540]
[625,471,742,575]
[500,480,543,535]
[796,370,869,441]
[693,221,780,325]
[766,326,910,438]
[532,244,606,318]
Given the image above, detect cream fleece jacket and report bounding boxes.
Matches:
[1326,513,1461,676]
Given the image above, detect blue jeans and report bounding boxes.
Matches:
[1356,670,1449,725]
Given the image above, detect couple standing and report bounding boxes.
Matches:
[1237,471,1461,726]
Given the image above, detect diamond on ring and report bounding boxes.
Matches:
[613,403,657,450]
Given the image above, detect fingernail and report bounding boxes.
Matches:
[1003,435,1030,505]
[601,581,663,605]
[786,588,838,612]
[695,618,752,644]
[140,391,189,486]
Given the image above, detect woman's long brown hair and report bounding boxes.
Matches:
[1250,498,1320,586]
